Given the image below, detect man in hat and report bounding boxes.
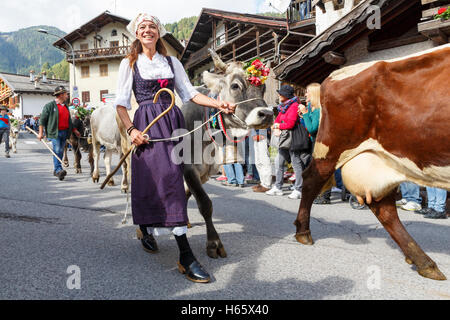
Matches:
[37,86,80,180]
[0,105,11,158]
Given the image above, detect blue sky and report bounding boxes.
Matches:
[0,0,285,33]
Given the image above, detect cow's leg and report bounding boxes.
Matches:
[104,149,114,186]
[117,113,130,193]
[92,140,100,183]
[62,141,69,168]
[10,133,17,153]
[184,165,226,259]
[88,145,94,176]
[71,136,82,174]
[120,153,129,193]
[368,191,446,281]
[295,158,337,245]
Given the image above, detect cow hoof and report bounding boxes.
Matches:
[108,180,115,187]
[418,265,447,281]
[63,162,69,168]
[92,177,99,183]
[76,169,82,174]
[295,233,314,246]
[207,241,227,259]
[187,222,192,229]
[121,189,128,194]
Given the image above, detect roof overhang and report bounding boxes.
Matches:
[181,8,288,65]
[274,0,417,85]
[53,11,129,50]
[53,11,184,55]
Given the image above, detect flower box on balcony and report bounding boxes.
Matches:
[418,17,450,45]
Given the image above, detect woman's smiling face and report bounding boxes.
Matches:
[137,20,160,48]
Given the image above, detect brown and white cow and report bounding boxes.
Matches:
[295,44,450,281]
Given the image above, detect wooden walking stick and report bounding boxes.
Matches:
[100,88,176,190]
[26,126,65,166]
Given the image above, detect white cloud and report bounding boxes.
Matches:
[0,0,265,33]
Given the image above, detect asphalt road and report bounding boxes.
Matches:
[0,133,449,300]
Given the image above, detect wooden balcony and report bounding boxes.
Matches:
[67,46,130,62]
[0,88,12,103]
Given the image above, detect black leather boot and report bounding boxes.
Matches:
[136,228,159,253]
[177,260,211,284]
[175,234,210,283]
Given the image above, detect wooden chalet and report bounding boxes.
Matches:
[274,0,450,87]
[181,5,317,105]
[53,11,184,64]
[0,71,69,117]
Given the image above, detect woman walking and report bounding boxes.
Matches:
[115,13,235,283]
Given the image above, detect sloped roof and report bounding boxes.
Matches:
[0,72,69,95]
[53,11,184,54]
[274,0,396,84]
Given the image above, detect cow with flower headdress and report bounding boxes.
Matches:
[179,49,274,258]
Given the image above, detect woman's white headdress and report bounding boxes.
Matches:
[127,13,167,39]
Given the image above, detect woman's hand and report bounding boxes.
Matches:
[299,104,307,115]
[130,129,149,147]
[217,101,236,114]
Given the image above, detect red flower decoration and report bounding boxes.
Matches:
[158,79,169,88]
[249,76,262,86]
[261,68,270,77]
[251,59,264,70]
[438,7,447,15]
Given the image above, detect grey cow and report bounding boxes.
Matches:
[180,50,273,259]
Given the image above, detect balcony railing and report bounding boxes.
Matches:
[288,0,316,23]
[67,46,130,62]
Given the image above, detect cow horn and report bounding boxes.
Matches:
[208,49,228,73]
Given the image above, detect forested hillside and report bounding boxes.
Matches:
[164,17,198,41]
[0,25,66,76]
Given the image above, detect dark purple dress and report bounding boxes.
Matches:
[131,57,188,227]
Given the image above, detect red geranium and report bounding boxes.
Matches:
[261,67,270,77]
[249,76,262,86]
[438,7,447,15]
[251,59,264,70]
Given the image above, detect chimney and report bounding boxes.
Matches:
[42,71,47,83]
[34,75,41,89]
[30,70,35,82]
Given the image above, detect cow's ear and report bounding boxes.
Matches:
[202,71,225,95]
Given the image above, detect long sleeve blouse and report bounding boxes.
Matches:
[302,106,321,139]
[275,102,299,130]
[114,52,199,110]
